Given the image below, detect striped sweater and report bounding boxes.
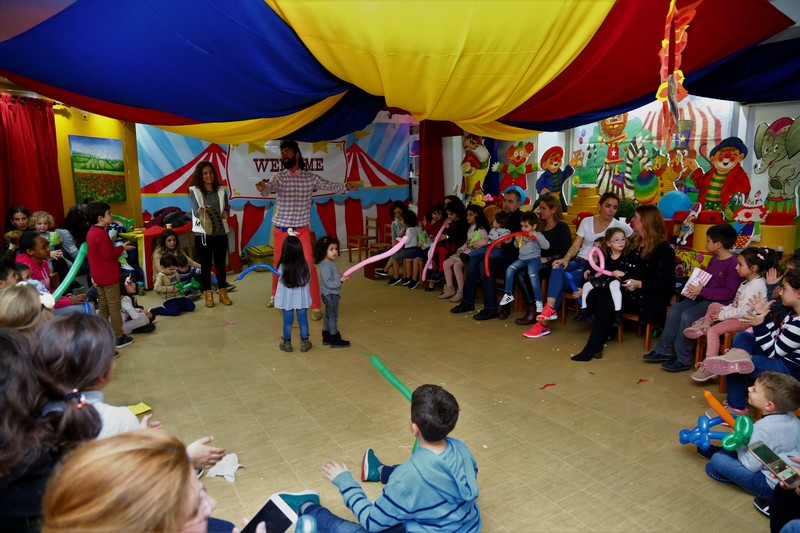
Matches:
[332,437,481,532]
[754,312,800,376]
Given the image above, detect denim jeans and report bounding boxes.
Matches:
[283,308,309,341]
[652,298,710,364]
[321,293,340,334]
[708,449,772,500]
[726,354,796,410]
[546,258,587,310]
[504,257,541,302]
[302,504,405,533]
[150,297,196,316]
[461,247,488,306]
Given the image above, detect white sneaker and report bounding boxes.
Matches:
[499,293,515,306]
[535,301,543,313]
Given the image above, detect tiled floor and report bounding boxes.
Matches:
[108,266,767,531]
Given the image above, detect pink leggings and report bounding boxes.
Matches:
[702,302,747,357]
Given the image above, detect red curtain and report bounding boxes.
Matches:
[418,120,462,216]
[0,93,63,228]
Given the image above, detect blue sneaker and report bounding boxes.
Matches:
[361,448,382,482]
[661,358,691,372]
[276,490,320,515]
[642,350,671,362]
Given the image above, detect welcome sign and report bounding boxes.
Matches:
[226,141,347,200]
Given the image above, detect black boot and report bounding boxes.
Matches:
[515,305,537,326]
[329,332,351,348]
[610,311,623,328]
[571,347,604,362]
[322,330,331,346]
[573,308,590,323]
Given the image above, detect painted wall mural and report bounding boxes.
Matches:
[137,118,411,251]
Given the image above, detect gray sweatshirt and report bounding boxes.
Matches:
[319,260,343,295]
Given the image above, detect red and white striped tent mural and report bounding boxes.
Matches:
[140,144,228,194]
[236,144,410,250]
[642,100,724,160]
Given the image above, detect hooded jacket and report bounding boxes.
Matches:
[333,437,481,532]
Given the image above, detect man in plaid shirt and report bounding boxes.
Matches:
[256,140,358,318]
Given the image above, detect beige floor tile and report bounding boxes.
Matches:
[104,270,767,531]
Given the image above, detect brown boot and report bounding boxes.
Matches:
[514,305,537,326]
[204,290,214,308]
[218,287,233,306]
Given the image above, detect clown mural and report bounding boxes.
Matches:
[595,113,630,197]
[688,136,751,215]
[536,146,576,211]
[461,134,491,202]
[491,141,537,204]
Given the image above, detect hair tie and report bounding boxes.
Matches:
[757,253,764,260]
[64,389,87,409]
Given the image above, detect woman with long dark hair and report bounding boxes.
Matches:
[188,161,232,308]
[570,204,674,361]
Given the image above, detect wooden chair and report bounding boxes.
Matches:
[694,332,735,393]
[368,223,393,257]
[563,289,663,352]
[347,216,379,263]
[616,313,660,352]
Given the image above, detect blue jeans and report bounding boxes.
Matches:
[282,308,309,341]
[321,293,340,334]
[708,449,772,500]
[150,297,196,316]
[546,259,587,310]
[461,247,488,306]
[732,331,762,355]
[652,298,710,364]
[302,504,405,533]
[726,354,797,410]
[504,257,541,301]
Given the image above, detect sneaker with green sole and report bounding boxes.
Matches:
[361,448,382,482]
[274,490,320,515]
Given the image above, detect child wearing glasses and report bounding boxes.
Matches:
[573,227,634,327]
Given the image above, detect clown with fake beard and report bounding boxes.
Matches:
[256,140,359,318]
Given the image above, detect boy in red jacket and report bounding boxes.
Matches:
[86,202,136,348]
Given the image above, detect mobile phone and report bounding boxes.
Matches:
[748,441,800,488]
[240,494,296,533]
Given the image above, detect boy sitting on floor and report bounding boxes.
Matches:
[702,371,800,516]
[274,384,481,532]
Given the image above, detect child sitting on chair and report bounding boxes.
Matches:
[574,227,634,328]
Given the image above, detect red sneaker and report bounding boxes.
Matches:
[523,322,551,338]
[536,304,558,321]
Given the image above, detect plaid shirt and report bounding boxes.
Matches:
[260,169,347,228]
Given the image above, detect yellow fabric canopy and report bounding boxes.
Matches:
[266,0,615,126]
[157,92,345,144]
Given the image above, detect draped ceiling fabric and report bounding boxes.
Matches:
[0,0,794,143]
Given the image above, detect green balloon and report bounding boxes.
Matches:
[721,415,754,451]
[53,243,87,300]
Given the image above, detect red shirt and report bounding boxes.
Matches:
[86,225,123,286]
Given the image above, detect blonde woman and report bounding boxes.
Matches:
[0,283,53,341]
[43,430,236,533]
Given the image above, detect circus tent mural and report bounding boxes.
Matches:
[136,121,410,251]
